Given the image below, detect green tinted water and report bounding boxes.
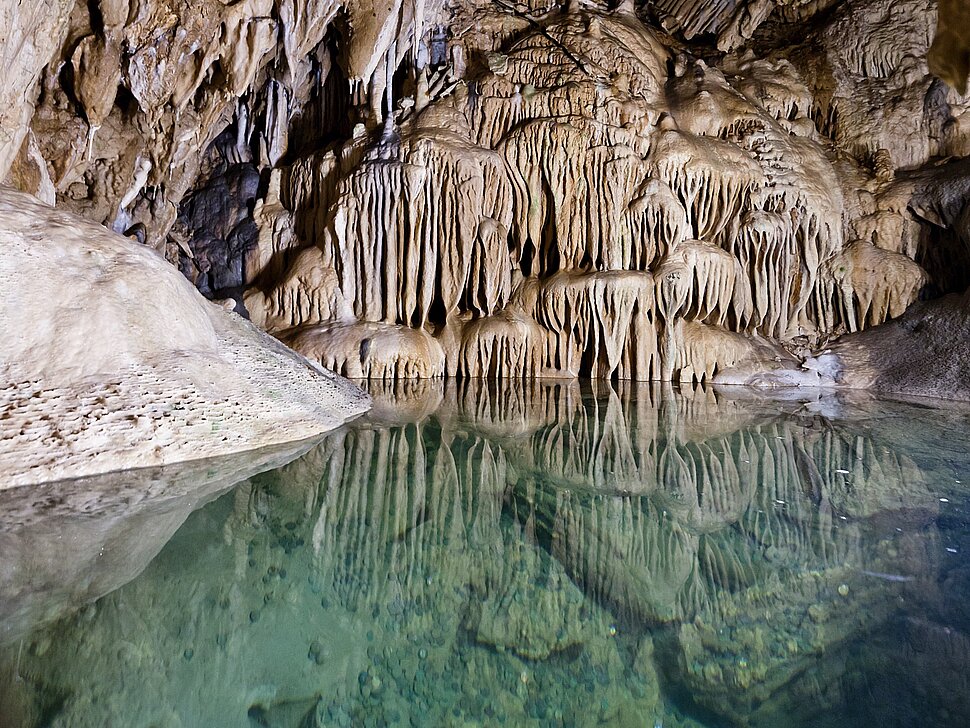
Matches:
[2,380,970,728]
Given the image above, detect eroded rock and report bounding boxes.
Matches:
[0,187,369,485]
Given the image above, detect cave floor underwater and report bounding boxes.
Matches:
[2,378,970,728]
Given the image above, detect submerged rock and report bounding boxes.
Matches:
[464,539,592,660]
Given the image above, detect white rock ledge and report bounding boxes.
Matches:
[0,187,370,487]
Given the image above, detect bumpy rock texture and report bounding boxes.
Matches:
[829,289,970,401]
[2,0,969,397]
[0,188,369,486]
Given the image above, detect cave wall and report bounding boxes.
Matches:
[1,0,449,246]
[3,0,969,387]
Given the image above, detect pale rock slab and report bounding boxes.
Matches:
[0,187,369,486]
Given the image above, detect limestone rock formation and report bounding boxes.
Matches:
[930,0,970,93]
[828,289,970,401]
[0,187,369,485]
[0,0,968,398]
[236,0,963,390]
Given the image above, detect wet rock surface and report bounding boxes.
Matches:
[0,187,370,485]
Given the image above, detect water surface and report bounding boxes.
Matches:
[2,380,970,728]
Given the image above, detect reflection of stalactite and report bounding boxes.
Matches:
[549,493,698,623]
[525,384,654,492]
[262,380,942,635]
[261,420,517,615]
[299,425,439,609]
[16,381,950,727]
[241,393,952,726]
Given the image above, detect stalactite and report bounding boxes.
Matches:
[537,271,659,380]
[500,119,589,277]
[623,178,691,271]
[727,210,798,337]
[816,240,928,332]
[283,143,362,252]
[244,247,350,331]
[458,309,551,379]
[647,130,763,244]
[661,240,752,328]
[463,217,514,318]
[323,114,512,327]
[205,2,948,384]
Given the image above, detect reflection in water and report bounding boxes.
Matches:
[0,437,322,648]
[2,381,970,728]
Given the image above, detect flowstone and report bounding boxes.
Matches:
[0,188,369,484]
[230,2,957,390]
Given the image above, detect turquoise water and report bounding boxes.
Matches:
[2,380,970,727]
